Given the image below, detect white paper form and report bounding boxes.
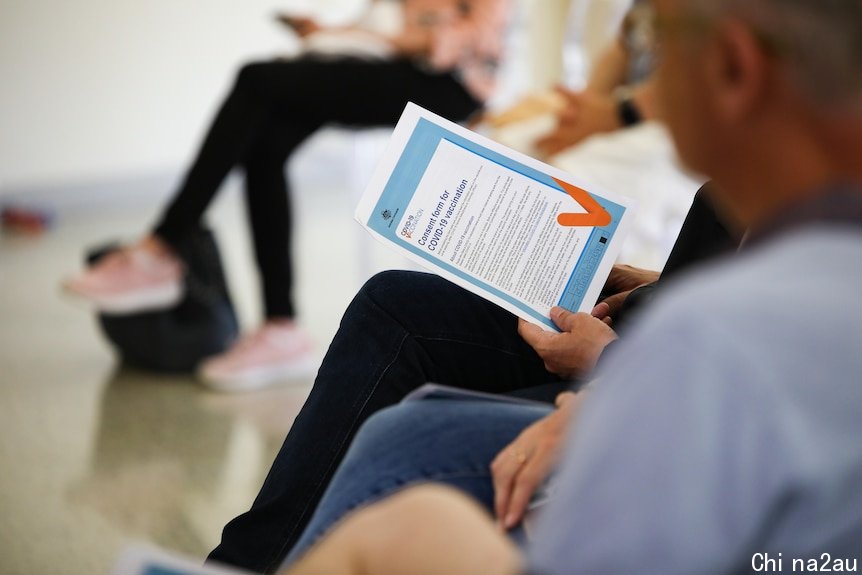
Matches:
[356,103,638,331]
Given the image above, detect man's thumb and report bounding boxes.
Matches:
[549,306,575,331]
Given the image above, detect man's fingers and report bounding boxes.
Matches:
[517,318,547,348]
[592,302,614,325]
[502,463,543,529]
[604,264,628,291]
[490,447,519,525]
[599,290,631,319]
[549,306,577,331]
[591,301,610,319]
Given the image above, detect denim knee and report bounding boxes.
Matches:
[341,400,552,495]
[349,401,432,456]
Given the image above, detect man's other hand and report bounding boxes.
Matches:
[491,391,584,530]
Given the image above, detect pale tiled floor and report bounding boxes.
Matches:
[0,133,410,574]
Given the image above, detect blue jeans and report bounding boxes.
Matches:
[283,399,553,567]
[208,271,567,573]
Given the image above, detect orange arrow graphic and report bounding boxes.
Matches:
[553,177,612,227]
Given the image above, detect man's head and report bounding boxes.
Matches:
[651,0,862,228]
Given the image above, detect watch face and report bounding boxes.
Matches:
[617,97,643,127]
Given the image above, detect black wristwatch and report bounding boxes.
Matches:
[616,94,643,127]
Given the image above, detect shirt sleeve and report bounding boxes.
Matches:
[525,296,794,574]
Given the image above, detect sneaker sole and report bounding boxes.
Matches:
[197,355,319,393]
[63,282,184,315]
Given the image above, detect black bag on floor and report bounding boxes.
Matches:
[87,227,239,372]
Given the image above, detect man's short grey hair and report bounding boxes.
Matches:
[689,0,862,109]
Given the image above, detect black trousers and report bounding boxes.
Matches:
[153,57,482,319]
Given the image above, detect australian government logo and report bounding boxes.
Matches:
[380,207,400,229]
[399,208,423,238]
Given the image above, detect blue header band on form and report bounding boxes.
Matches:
[367,118,626,329]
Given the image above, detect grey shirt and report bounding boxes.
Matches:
[527,226,862,574]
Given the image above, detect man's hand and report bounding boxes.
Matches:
[604,264,660,294]
[518,306,618,380]
[595,264,661,324]
[592,293,629,325]
[490,391,584,530]
[535,90,621,157]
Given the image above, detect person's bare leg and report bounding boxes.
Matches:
[282,485,522,575]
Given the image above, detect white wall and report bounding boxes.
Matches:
[0,0,365,193]
[500,0,634,98]
[522,0,570,91]
[0,0,630,197]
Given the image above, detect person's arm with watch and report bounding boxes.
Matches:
[614,80,659,127]
[534,76,660,157]
[534,34,661,158]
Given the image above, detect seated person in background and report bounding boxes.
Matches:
[487,0,700,271]
[536,0,658,157]
[265,0,862,572]
[63,0,511,392]
[487,0,658,157]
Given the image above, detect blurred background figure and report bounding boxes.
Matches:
[483,0,703,270]
[62,0,512,393]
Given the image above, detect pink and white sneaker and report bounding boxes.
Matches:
[198,321,317,392]
[63,243,184,314]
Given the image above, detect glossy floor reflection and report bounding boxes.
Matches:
[0,148,409,574]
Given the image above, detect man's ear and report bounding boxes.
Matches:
[704,18,771,123]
